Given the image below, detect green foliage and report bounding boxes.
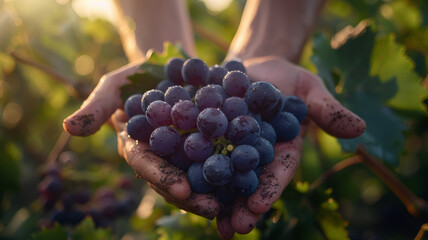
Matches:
[31,224,67,240]
[312,24,411,166]
[72,217,112,240]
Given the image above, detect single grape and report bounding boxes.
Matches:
[270,111,300,141]
[244,82,280,113]
[223,59,246,73]
[261,92,285,120]
[259,121,277,144]
[169,135,194,171]
[182,57,209,86]
[171,100,199,131]
[149,126,181,157]
[221,97,249,122]
[124,94,144,118]
[194,85,225,110]
[141,89,164,113]
[188,162,215,194]
[222,71,250,98]
[156,79,175,92]
[39,176,63,199]
[184,132,214,162]
[226,115,260,145]
[145,100,173,128]
[197,108,228,138]
[184,85,197,98]
[100,200,117,219]
[164,85,190,106]
[208,65,228,85]
[231,170,258,196]
[165,57,185,85]
[203,154,234,186]
[252,137,274,166]
[126,115,154,141]
[231,145,260,172]
[282,96,307,123]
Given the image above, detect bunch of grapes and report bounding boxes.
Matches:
[37,163,139,228]
[125,57,307,204]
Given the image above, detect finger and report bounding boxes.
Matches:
[150,183,220,220]
[247,134,303,214]
[112,109,129,158]
[216,204,235,240]
[295,68,366,139]
[231,197,260,234]
[63,62,141,136]
[120,131,192,201]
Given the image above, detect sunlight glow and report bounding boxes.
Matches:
[201,0,233,12]
[71,0,116,23]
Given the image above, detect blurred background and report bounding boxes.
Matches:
[1,0,428,239]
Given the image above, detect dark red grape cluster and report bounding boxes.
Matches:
[38,163,139,228]
[125,58,307,203]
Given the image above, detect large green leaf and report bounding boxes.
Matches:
[311,24,408,166]
[31,224,67,240]
[72,217,112,240]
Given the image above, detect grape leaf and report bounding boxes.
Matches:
[311,23,407,166]
[72,217,112,240]
[371,35,428,112]
[120,42,189,102]
[31,224,67,240]
[315,198,349,240]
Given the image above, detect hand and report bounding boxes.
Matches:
[215,56,366,239]
[62,61,221,219]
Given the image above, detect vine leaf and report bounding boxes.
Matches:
[120,42,189,102]
[311,23,408,166]
[72,217,112,240]
[31,224,67,240]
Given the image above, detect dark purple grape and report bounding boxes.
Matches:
[74,188,91,204]
[211,84,228,99]
[222,71,250,98]
[145,100,173,128]
[169,136,194,170]
[244,82,280,113]
[171,100,199,131]
[231,170,258,196]
[194,85,225,110]
[259,121,276,144]
[39,176,63,199]
[61,193,75,210]
[149,126,181,157]
[115,192,138,216]
[208,65,228,85]
[270,112,300,141]
[100,200,117,219]
[165,57,185,85]
[221,97,249,122]
[141,89,164,113]
[223,59,246,73]
[184,85,197,98]
[202,154,234,186]
[231,145,260,172]
[156,79,175,92]
[226,115,260,145]
[94,187,116,201]
[187,162,215,194]
[184,132,213,162]
[247,110,262,123]
[261,92,285,120]
[181,58,209,86]
[197,108,228,138]
[252,137,274,166]
[126,115,154,141]
[164,85,190,106]
[282,96,307,123]
[124,94,144,118]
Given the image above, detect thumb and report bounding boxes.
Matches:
[63,62,141,136]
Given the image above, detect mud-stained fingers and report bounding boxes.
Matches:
[295,69,366,139]
[119,131,191,201]
[247,135,303,214]
[230,197,261,234]
[63,62,142,136]
[149,183,220,220]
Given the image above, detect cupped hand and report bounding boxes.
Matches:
[62,61,221,219]
[215,56,366,239]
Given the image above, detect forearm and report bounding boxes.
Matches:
[227,0,326,63]
[114,0,195,62]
